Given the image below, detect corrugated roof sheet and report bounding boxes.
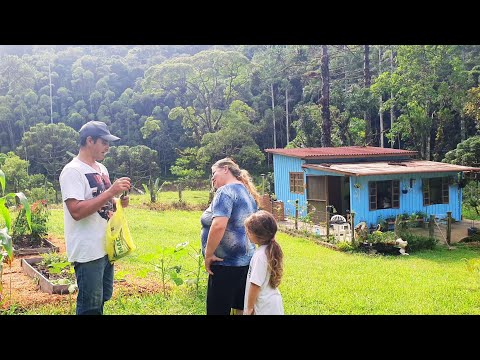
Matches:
[302,160,480,176]
[265,146,418,159]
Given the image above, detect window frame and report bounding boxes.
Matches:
[289,172,304,194]
[368,179,400,210]
[423,177,449,206]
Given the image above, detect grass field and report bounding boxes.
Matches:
[18,191,480,315]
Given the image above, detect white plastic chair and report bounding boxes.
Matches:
[334,222,352,242]
[330,215,347,223]
[330,215,351,242]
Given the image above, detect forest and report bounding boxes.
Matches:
[0,45,479,202]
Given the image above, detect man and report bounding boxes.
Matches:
[59,121,131,315]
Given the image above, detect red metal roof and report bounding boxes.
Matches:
[302,160,480,177]
[265,146,418,159]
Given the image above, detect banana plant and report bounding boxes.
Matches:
[142,177,171,203]
[0,170,32,299]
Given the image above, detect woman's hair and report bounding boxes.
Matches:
[244,210,283,288]
[213,157,260,204]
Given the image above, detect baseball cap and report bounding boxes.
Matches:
[79,121,120,142]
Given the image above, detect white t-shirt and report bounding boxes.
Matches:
[244,244,284,315]
[59,157,114,263]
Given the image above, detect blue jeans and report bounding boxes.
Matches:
[74,255,114,315]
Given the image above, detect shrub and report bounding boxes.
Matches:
[366,230,396,244]
[337,241,354,252]
[25,186,56,204]
[12,200,49,240]
[399,232,437,252]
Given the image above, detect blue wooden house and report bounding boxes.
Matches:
[265,146,480,227]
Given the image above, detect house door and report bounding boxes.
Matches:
[328,176,344,215]
[306,176,327,224]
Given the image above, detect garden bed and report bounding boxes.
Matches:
[20,257,72,295]
[13,236,59,256]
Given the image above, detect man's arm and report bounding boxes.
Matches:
[65,177,130,221]
[204,216,228,275]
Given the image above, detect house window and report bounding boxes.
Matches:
[289,172,304,194]
[369,180,400,210]
[423,177,449,205]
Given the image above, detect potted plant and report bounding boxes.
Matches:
[409,211,426,228]
[402,187,409,194]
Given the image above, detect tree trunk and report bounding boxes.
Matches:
[340,45,350,146]
[364,45,372,145]
[271,83,276,148]
[461,46,466,140]
[49,62,54,124]
[343,45,348,92]
[378,46,384,147]
[285,85,289,144]
[390,46,396,148]
[320,45,331,147]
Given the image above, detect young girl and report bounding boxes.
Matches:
[243,210,284,315]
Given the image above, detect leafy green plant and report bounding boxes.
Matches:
[12,199,49,240]
[0,170,31,301]
[183,245,207,297]
[398,232,437,251]
[464,181,480,217]
[142,177,171,203]
[367,230,397,244]
[153,241,189,298]
[337,241,354,252]
[67,283,78,314]
[39,252,76,285]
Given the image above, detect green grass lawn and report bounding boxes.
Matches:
[19,192,480,315]
[128,190,210,206]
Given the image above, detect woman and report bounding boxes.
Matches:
[201,158,260,315]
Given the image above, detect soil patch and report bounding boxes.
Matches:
[13,235,49,249]
[1,236,165,313]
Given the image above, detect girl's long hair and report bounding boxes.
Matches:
[244,210,283,288]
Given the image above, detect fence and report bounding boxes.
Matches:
[259,194,285,222]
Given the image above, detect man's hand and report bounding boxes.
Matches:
[120,189,130,208]
[110,177,131,197]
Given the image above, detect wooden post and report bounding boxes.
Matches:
[295,199,299,230]
[446,211,452,246]
[350,211,355,243]
[429,215,435,238]
[326,206,330,239]
[178,182,183,202]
